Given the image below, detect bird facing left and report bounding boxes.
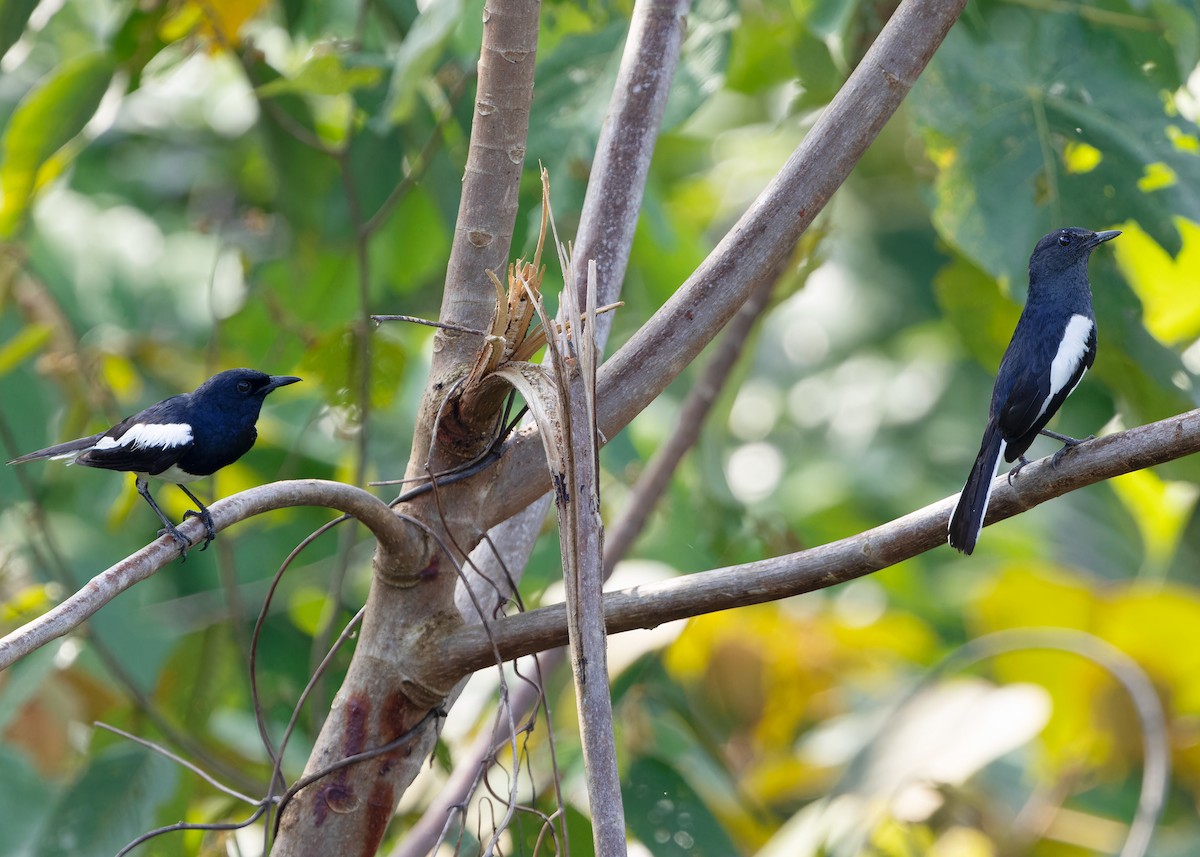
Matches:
[8,368,301,559]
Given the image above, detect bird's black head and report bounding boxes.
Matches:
[192,369,302,418]
[1030,227,1120,276]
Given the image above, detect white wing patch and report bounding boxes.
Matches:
[94,422,193,451]
[1040,314,1092,419]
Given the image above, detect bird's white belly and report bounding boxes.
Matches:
[145,464,204,484]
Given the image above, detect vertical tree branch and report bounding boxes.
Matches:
[568,0,690,348]
[271,3,543,854]
[406,0,542,480]
[557,262,626,854]
[397,230,774,857]
[440,0,539,337]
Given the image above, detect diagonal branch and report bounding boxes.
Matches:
[0,480,414,672]
[435,409,1200,679]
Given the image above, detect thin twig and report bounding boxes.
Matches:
[371,314,491,336]
[95,722,261,806]
[250,513,348,775]
[116,806,268,857]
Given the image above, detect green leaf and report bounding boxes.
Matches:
[0,744,56,855]
[31,744,178,857]
[0,52,116,237]
[256,54,385,98]
[915,0,1200,478]
[381,0,463,126]
[911,2,1199,287]
[623,755,740,857]
[527,21,626,161]
[663,0,734,130]
[933,256,1020,371]
[0,323,52,376]
[0,0,39,62]
[726,4,795,94]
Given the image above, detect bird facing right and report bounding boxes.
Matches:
[947,227,1120,555]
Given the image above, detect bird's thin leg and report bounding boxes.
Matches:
[1039,428,1088,446]
[136,477,189,560]
[176,485,216,550]
[1007,456,1033,485]
[1040,428,1094,468]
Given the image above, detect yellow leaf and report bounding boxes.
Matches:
[1109,469,1199,577]
[969,564,1096,633]
[1063,141,1102,174]
[931,827,995,857]
[1096,585,1200,714]
[99,354,141,400]
[160,0,270,48]
[1167,124,1199,154]
[1136,161,1177,192]
[967,566,1109,771]
[1,583,56,623]
[288,585,331,637]
[1110,218,1200,344]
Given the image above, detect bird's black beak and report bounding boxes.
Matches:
[1090,230,1121,246]
[267,375,302,392]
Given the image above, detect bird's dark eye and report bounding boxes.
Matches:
[237,381,252,394]
[1058,234,1071,246]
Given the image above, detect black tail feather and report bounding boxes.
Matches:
[7,432,106,466]
[948,420,1005,555]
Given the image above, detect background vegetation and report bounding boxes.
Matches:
[2,0,1200,854]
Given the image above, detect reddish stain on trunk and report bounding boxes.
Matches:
[343,694,371,756]
[362,780,397,854]
[383,689,414,741]
[309,693,373,826]
[418,554,440,581]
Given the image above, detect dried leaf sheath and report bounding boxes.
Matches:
[456,171,620,438]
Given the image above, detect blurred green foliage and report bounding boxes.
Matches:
[2,0,1200,854]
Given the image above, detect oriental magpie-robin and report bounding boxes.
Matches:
[8,368,301,559]
[947,227,1119,554]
